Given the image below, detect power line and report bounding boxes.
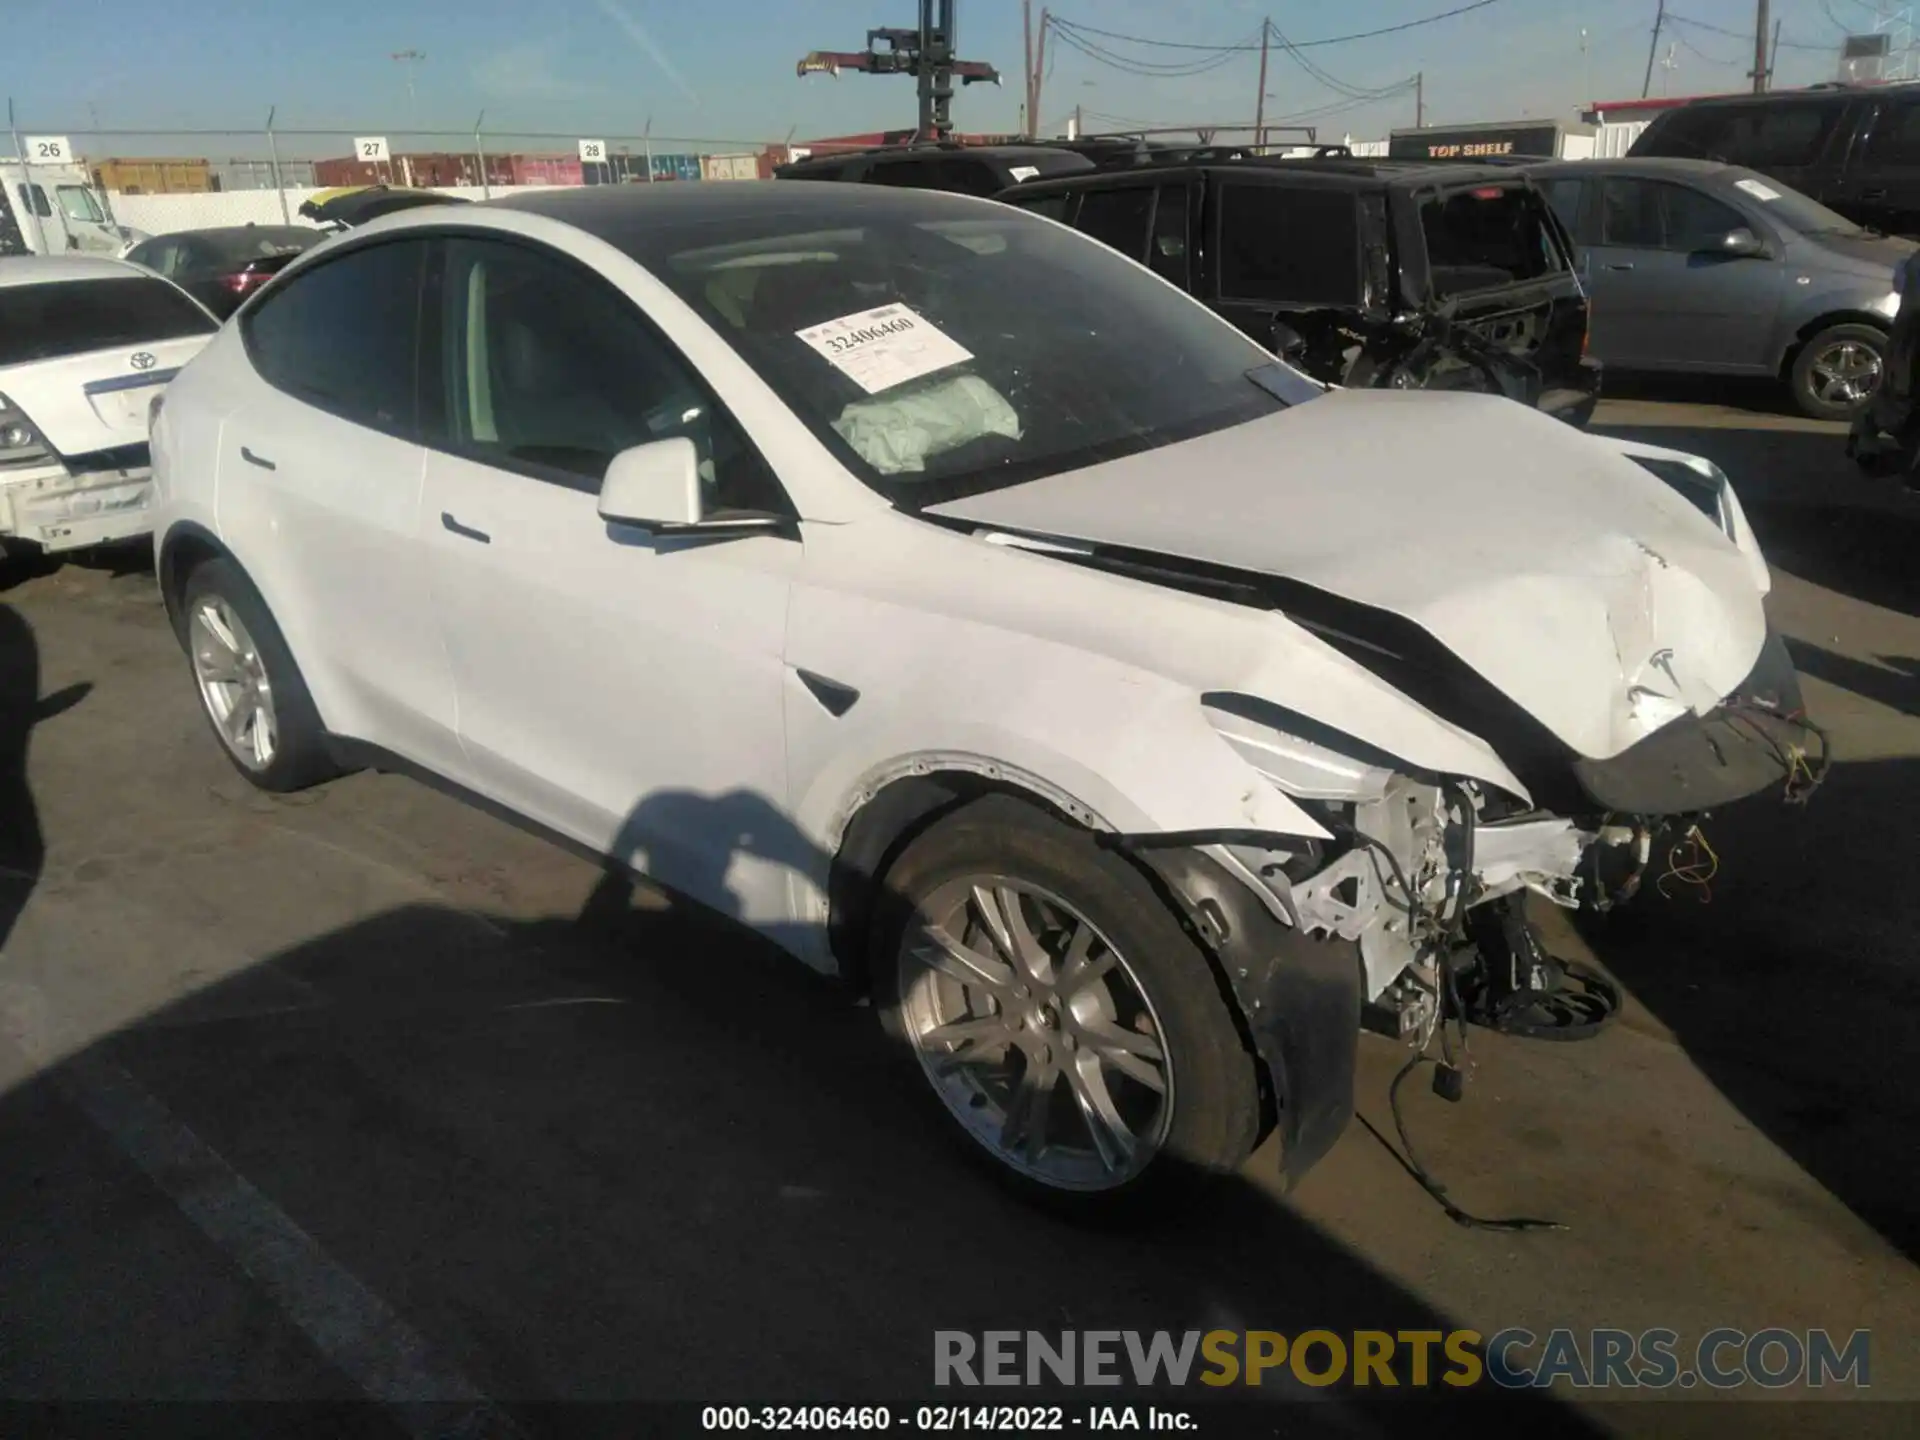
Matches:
[1666,12,1831,52]
[1269,22,1417,99]
[1045,2,1506,54]
[1047,21,1260,78]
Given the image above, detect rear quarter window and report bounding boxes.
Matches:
[0,276,216,367]
[1217,183,1361,307]
[1419,185,1566,298]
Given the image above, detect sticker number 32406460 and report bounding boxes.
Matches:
[794,303,975,395]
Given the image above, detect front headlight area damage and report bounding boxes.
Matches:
[1201,695,1647,1041]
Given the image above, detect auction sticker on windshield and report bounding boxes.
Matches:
[795,303,974,395]
[1735,177,1783,202]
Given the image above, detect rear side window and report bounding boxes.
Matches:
[0,276,216,367]
[1011,192,1071,222]
[1542,178,1586,238]
[933,158,1004,197]
[1864,98,1920,165]
[15,183,51,219]
[242,239,427,437]
[1646,101,1841,168]
[1419,185,1565,298]
[868,159,940,189]
[1073,187,1156,262]
[1217,183,1360,306]
[1149,187,1191,288]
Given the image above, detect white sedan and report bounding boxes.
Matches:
[1,255,217,557]
[148,183,1818,1206]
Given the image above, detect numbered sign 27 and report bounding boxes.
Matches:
[24,136,72,166]
[354,136,392,164]
[578,139,608,164]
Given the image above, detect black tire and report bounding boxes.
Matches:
[871,794,1263,1212]
[180,557,339,793]
[1790,323,1888,421]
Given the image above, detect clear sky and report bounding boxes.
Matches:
[1,1,1903,152]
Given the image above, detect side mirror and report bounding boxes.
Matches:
[598,438,702,529]
[1269,319,1308,360]
[1717,227,1766,258]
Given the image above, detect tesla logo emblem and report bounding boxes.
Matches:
[129,352,157,371]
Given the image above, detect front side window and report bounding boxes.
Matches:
[430,236,790,516]
[934,158,1004,197]
[1661,184,1748,251]
[1866,99,1920,165]
[17,184,51,219]
[631,194,1288,506]
[868,160,939,189]
[242,239,427,436]
[56,186,105,224]
[0,276,216,367]
[1217,183,1361,306]
[1011,192,1071,222]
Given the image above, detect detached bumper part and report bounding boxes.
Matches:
[1,467,154,552]
[1573,630,1818,814]
[1138,847,1362,1189]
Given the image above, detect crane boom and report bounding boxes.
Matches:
[795,1,1000,139]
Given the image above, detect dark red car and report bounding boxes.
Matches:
[124,225,326,319]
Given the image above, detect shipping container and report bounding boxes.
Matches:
[90,157,214,194]
[700,152,759,182]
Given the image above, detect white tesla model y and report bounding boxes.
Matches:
[149,183,1818,1206]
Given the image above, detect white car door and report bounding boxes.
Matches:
[418,234,803,925]
[215,236,465,777]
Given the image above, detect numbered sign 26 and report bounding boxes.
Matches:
[24,136,71,165]
[355,136,392,164]
[578,139,608,164]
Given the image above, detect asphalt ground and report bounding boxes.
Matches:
[1,385,1915,1438]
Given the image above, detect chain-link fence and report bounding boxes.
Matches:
[6,122,852,238]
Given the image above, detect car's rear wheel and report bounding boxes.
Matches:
[1790,323,1887,420]
[873,795,1262,1208]
[182,558,337,793]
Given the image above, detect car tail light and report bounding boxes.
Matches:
[1470,186,1504,200]
[0,392,54,469]
[219,270,271,296]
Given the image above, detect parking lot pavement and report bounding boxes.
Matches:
[1,392,1917,1434]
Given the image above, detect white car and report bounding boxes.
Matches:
[1,255,217,557]
[148,184,1818,1205]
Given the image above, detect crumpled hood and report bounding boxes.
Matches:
[926,389,1769,762]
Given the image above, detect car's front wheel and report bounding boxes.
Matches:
[873,795,1263,1207]
[181,558,338,792]
[1790,323,1887,420]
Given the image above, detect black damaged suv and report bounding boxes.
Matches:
[1000,155,1601,426]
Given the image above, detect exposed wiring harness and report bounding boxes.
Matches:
[1339,789,1568,1233]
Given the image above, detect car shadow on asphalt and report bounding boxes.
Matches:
[0,780,1606,1430]
[1592,419,1920,616]
[1575,757,1920,1265]
[0,602,88,954]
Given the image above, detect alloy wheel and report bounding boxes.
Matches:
[1809,341,1883,407]
[898,877,1174,1192]
[189,596,278,771]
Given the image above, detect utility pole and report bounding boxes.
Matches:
[1033,8,1049,138]
[1023,0,1035,137]
[392,49,425,133]
[1254,19,1270,151]
[1770,18,1782,88]
[1643,0,1666,99]
[1416,70,1425,128]
[1752,0,1771,93]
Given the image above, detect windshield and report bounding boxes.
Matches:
[1723,170,1866,236]
[0,276,216,367]
[629,198,1292,505]
[203,227,323,264]
[55,185,105,224]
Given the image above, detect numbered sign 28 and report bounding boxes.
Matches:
[355,136,392,164]
[578,139,608,164]
[24,136,71,165]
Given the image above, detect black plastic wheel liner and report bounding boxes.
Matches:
[1134,846,1362,1190]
